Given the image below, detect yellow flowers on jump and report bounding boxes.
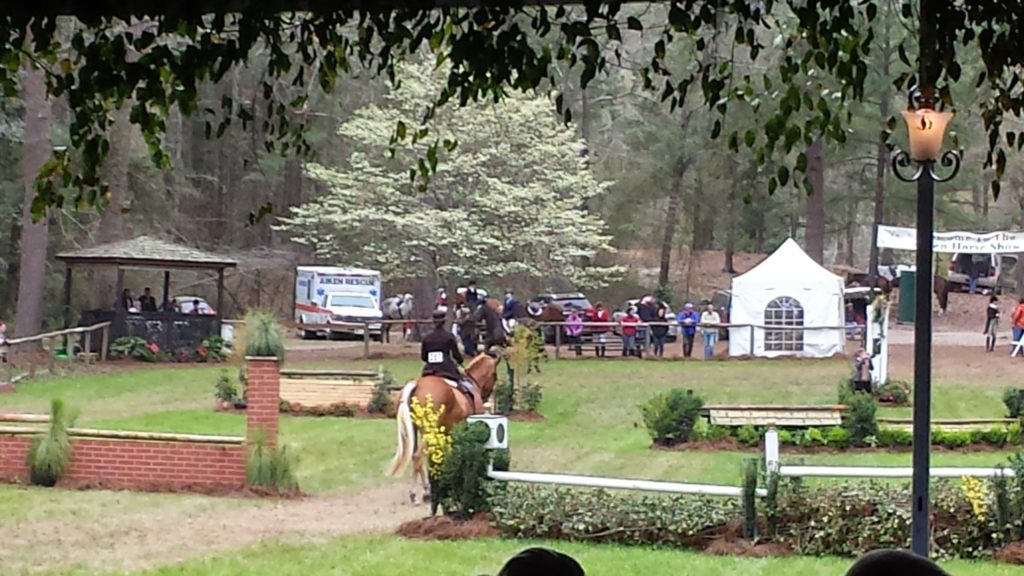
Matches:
[960,476,989,522]
[410,395,451,480]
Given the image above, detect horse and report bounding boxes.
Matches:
[387,352,501,504]
[382,294,414,342]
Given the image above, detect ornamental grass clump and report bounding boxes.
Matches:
[28,398,78,487]
[245,429,299,494]
[243,311,285,361]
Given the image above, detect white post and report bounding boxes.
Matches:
[764,427,780,475]
[867,300,890,386]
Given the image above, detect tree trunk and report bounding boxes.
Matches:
[14,64,51,337]
[723,166,739,274]
[845,196,856,266]
[753,188,767,253]
[92,104,131,308]
[804,138,826,264]
[868,0,893,289]
[658,155,688,287]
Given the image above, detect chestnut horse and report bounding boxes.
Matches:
[386,352,500,504]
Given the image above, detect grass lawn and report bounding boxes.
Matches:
[103,535,1020,576]
[3,358,1020,492]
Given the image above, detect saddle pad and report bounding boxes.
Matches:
[442,379,460,389]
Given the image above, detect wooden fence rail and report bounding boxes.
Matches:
[1,321,111,386]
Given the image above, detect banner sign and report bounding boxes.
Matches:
[877,225,1024,253]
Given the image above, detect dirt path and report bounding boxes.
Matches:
[1,483,426,575]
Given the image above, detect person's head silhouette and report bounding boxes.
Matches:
[846,549,950,576]
[498,547,584,576]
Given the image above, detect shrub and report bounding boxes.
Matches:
[876,427,913,447]
[842,392,878,445]
[875,380,911,405]
[983,427,1009,447]
[109,336,161,361]
[198,336,227,362]
[935,430,971,449]
[736,424,760,447]
[777,480,993,559]
[490,485,739,547]
[492,377,515,414]
[244,311,285,361]
[1004,388,1024,419]
[798,428,826,447]
[639,389,704,446]
[1010,422,1023,445]
[824,426,852,448]
[777,429,795,445]
[368,370,395,414]
[245,429,299,493]
[520,381,543,413]
[28,399,78,487]
[214,370,241,404]
[436,421,494,519]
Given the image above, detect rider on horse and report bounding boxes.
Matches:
[420,310,479,403]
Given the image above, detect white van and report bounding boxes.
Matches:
[294,266,384,339]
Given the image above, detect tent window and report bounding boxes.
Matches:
[764,296,804,352]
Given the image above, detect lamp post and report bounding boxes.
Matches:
[891,96,960,557]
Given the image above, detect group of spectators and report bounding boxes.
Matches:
[562,297,722,360]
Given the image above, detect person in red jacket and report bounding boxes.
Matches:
[619,306,640,357]
[592,303,611,358]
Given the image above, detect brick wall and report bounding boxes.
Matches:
[246,357,280,446]
[0,357,280,493]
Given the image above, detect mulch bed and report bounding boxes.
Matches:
[396,514,500,540]
[996,542,1024,564]
[507,411,545,422]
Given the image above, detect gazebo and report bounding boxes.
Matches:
[56,236,238,352]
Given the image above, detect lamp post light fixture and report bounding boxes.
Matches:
[891,92,961,557]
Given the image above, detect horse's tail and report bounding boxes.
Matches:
[386,381,417,478]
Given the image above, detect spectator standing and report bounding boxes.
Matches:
[650,305,669,357]
[456,302,478,356]
[852,349,873,392]
[139,287,158,312]
[565,307,584,357]
[592,303,610,358]
[984,295,1000,353]
[119,288,136,313]
[1012,297,1024,353]
[619,307,640,357]
[636,296,656,355]
[699,302,721,360]
[676,302,698,358]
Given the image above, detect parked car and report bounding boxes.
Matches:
[611,299,679,342]
[174,296,216,315]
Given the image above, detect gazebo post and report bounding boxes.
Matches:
[162,270,171,309]
[216,268,225,335]
[62,264,73,329]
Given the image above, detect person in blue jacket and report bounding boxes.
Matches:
[676,302,699,358]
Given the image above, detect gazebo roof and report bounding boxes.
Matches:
[56,236,237,270]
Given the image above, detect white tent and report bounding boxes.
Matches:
[727,238,845,358]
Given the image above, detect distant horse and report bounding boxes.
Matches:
[387,352,500,504]
[382,294,414,342]
[476,297,507,349]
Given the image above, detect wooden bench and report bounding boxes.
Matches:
[700,404,846,428]
[878,418,1018,432]
[279,368,383,410]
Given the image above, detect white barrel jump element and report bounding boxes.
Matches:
[486,468,767,497]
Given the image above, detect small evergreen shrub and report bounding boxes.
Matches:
[736,424,760,447]
[875,380,911,405]
[520,381,543,412]
[244,311,285,361]
[214,370,242,405]
[741,459,758,539]
[437,421,494,519]
[876,427,913,447]
[824,426,851,448]
[842,392,878,445]
[368,370,395,414]
[492,377,515,414]
[1004,388,1024,419]
[28,399,77,487]
[245,429,299,493]
[639,389,704,446]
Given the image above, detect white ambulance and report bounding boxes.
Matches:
[294,266,384,340]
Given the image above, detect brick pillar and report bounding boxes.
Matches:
[245,357,280,447]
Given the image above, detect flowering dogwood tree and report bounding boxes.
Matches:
[278,61,622,291]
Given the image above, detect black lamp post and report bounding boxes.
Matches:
[891,95,960,557]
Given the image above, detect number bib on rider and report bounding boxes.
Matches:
[427,351,444,364]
